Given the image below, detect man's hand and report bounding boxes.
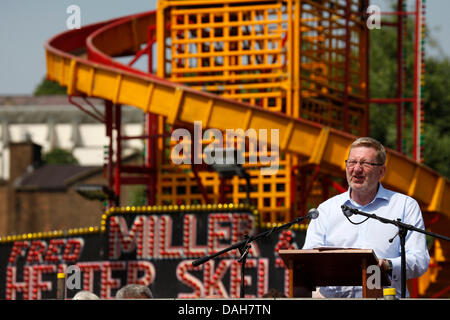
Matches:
[378,258,393,275]
[378,258,387,270]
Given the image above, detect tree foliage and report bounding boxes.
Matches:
[421,57,450,178]
[33,77,67,96]
[42,148,79,165]
[369,11,450,179]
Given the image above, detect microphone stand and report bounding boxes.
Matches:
[341,205,450,298]
[192,211,317,298]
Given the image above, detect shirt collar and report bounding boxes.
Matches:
[344,183,390,207]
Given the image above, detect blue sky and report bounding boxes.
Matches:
[0,0,449,95]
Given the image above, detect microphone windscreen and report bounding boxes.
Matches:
[341,204,353,217]
[307,208,319,219]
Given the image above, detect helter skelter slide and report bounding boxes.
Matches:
[45,0,449,220]
[27,0,450,298]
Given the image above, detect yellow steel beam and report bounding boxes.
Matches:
[45,5,450,220]
[45,48,450,219]
[309,127,330,165]
[428,177,446,213]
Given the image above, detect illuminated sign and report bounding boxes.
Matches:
[0,204,307,299]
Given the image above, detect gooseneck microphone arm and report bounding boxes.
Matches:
[341,204,450,298]
[192,208,319,297]
[341,205,450,242]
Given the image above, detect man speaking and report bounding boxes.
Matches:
[303,137,430,298]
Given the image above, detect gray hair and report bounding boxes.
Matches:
[72,290,100,300]
[115,284,153,299]
[350,137,386,164]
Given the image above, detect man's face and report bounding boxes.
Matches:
[346,146,385,194]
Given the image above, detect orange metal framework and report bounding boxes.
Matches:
[155,0,369,223]
[157,0,368,130]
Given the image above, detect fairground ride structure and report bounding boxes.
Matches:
[44,0,448,297]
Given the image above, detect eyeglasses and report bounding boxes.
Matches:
[345,159,384,169]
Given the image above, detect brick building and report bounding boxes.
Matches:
[0,95,144,180]
[0,141,106,236]
[0,95,145,237]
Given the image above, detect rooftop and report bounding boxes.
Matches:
[0,95,144,124]
[15,164,101,191]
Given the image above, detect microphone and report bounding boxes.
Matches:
[192,207,320,268]
[341,204,354,217]
[307,208,319,220]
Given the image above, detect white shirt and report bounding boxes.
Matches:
[303,183,430,298]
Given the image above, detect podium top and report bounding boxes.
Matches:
[279,248,391,287]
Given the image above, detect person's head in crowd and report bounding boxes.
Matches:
[72,290,100,300]
[262,288,286,298]
[115,284,153,299]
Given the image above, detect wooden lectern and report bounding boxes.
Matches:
[279,248,391,298]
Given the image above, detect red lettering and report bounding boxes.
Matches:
[229,260,240,297]
[204,259,232,297]
[6,264,71,300]
[242,259,256,298]
[26,240,47,264]
[274,230,297,267]
[232,214,261,257]
[31,265,56,300]
[108,216,146,259]
[159,215,182,258]
[44,239,65,262]
[104,213,258,260]
[183,215,207,258]
[229,259,256,298]
[231,214,253,243]
[256,258,269,297]
[229,259,268,298]
[142,216,157,259]
[77,262,101,293]
[100,262,125,299]
[274,230,296,297]
[6,266,32,300]
[176,260,204,298]
[207,214,232,257]
[8,241,29,265]
[126,261,155,286]
[62,238,83,262]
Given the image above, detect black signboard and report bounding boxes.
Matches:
[0,204,307,299]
